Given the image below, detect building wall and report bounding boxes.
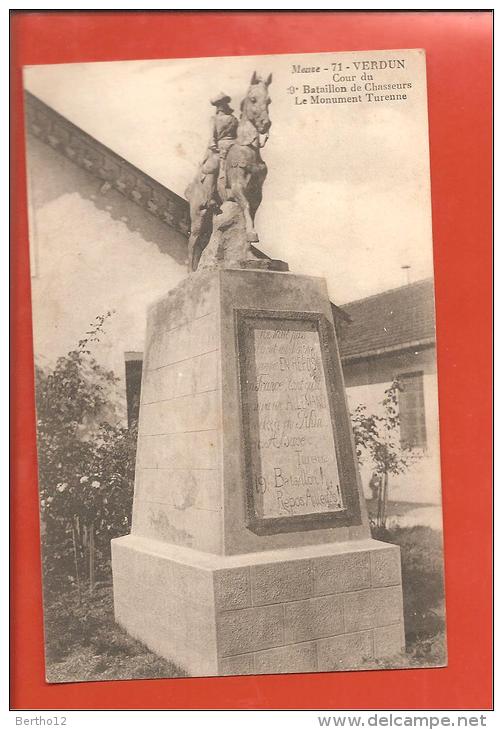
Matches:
[26,134,188,405]
[343,346,442,506]
[26,133,441,507]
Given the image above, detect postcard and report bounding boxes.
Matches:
[23,48,445,682]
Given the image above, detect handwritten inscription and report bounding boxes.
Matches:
[245,325,344,520]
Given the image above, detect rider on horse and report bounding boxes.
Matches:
[186,73,272,271]
[200,92,238,208]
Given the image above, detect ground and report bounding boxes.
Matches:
[43,523,446,683]
[366,498,444,530]
[365,523,446,670]
[44,584,186,683]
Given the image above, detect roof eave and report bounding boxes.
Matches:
[340,337,436,363]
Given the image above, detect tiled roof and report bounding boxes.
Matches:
[337,278,436,361]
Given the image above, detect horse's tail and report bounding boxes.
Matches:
[185,179,194,202]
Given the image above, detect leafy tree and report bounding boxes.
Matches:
[351,378,421,528]
[35,313,137,599]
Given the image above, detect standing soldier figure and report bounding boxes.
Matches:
[200,92,239,208]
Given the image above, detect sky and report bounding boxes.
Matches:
[24,49,434,304]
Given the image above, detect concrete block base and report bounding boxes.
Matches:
[112,534,405,677]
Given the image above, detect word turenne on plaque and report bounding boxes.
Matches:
[112,71,405,677]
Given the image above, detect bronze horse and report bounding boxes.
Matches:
[185,72,272,271]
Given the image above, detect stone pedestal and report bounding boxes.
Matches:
[112,268,405,676]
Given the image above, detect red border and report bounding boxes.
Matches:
[10,11,493,710]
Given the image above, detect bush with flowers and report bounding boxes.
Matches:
[35,313,137,597]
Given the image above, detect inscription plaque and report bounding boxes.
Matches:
[236,309,362,535]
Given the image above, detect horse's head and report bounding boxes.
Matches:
[241,71,272,135]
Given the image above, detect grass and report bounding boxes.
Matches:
[369,523,447,669]
[43,524,446,682]
[366,498,438,520]
[43,583,186,683]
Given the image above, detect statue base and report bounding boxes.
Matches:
[113,535,404,677]
[238,258,289,272]
[111,267,405,676]
[194,257,289,274]
[196,201,288,272]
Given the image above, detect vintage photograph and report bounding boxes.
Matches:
[23,49,446,683]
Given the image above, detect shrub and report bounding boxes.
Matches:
[351,379,421,528]
[35,313,137,598]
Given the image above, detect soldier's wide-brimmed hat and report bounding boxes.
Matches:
[210,92,232,106]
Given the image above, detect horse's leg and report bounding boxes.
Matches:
[192,206,215,271]
[230,170,258,243]
[249,185,262,226]
[248,162,267,225]
[187,226,198,272]
[187,204,204,271]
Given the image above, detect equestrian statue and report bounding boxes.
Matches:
[185,71,272,271]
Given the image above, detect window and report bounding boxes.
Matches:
[125,357,143,428]
[397,371,427,449]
